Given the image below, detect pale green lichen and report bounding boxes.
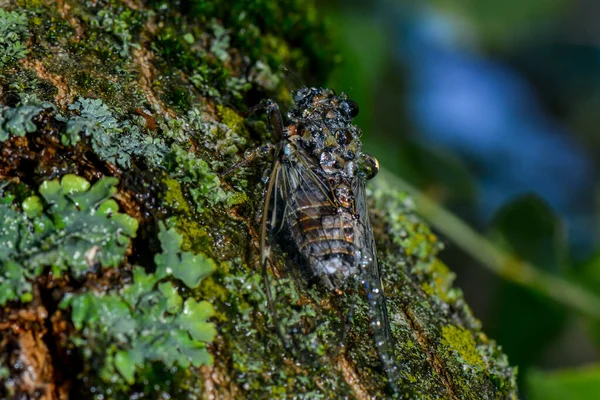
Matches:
[368,177,517,397]
[0,174,138,305]
[65,97,168,168]
[220,270,351,397]
[60,223,216,389]
[0,9,29,68]
[0,103,52,141]
[91,8,143,58]
[166,144,232,212]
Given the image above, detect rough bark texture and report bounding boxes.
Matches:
[0,1,517,399]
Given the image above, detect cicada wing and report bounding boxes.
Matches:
[260,150,333,347]
[281,146,351,277]
[354,178,400,392]
[259,158,295,350]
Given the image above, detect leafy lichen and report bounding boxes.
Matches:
[166,144,231,213]
[60,223,216,390]
[0,9,29,68]
[66,97,168,168]
[0,174,138,305]
[0,103,49,141]
[91,8,143,58]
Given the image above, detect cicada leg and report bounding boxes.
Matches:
[221,100,284,178]
[221,143,276,178]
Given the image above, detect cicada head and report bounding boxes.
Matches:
[287,87,367,181]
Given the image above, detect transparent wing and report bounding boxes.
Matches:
[259,159,291,349]
[260,148,338,356]
[354,177,400,393]
[277,146,337,218]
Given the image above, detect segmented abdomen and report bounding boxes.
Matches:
[285,177,360,288]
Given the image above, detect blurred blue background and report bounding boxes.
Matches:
[318,0,600,398]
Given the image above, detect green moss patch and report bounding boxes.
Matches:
[441,325,486,370]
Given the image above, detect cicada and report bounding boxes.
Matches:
[234,87,399,392]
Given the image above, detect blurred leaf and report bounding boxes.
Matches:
[527,365,600,400]
[488,195,567,370]
[491,195,568,274]
[575,252,600,298]
[114,351,136,385]
[324,9,387,133]
[394,139,477,205]
[431,0,572,48]
[574,253,600,348]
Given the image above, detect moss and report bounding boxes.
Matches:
[441,325,486,370]
[217,104,247,135]
[162,178,191,214]
[72,70,120,98]
[179,0,334,86]
[3,68,58,103]
[216,268,354,398]
[370,178,517,397]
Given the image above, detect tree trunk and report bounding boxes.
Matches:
[0,1,517,399]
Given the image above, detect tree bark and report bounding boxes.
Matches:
[0,0,517,399]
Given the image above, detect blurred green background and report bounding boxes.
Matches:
[317,0,600,398]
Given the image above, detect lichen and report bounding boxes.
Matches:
[0,174,137,305]
[369,177,517,397]
[0,103,49,141]
[165,143,232,213]
[59,223,216,391]
[90,8,144,58]
[65,97,168,168]
[0,9,29,68]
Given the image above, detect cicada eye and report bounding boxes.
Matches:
[340,100,359,119]
[293,87,311,102]
[358,153,379,180]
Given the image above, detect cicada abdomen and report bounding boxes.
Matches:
[272,144,361,289]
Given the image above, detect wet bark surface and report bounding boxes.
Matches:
[0,1,517,399]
